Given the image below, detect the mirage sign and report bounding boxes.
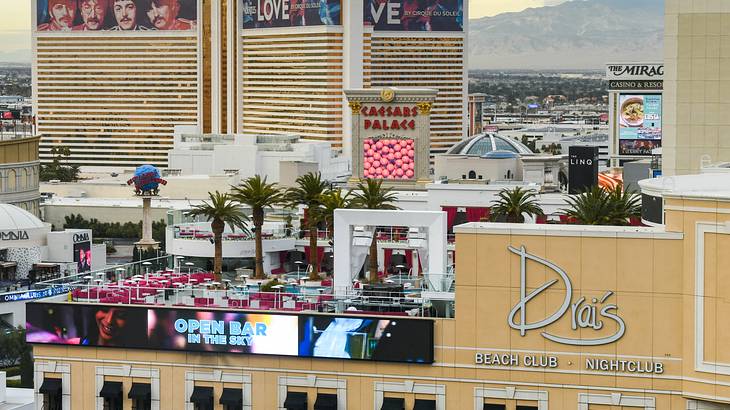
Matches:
[606,63,664,81]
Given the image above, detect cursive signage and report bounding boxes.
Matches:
[606,63,664,80]
[0,230,29,241]
[508,246,626,346]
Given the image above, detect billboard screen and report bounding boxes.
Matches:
[36,0,198,32]
[619,139,661,156]
[240,0,341,29]
[364,0,463,32]
[26,303,434,363]
[73,241,91,273]
[618,94,662,140]
[363,138,415,180]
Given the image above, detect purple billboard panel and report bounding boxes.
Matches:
[27,303,435,364]
[36,0,198,32]
[364,0,463,32]
[240,0,341,29]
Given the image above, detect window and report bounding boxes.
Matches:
[190,386,214,410]
[129,383,151,410]
[219,388,243,410]
[493,137,518,153]
[468,170,477,179]
[39,378,62,410]
[483,404,506,410]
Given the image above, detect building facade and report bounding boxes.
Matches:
[33,0,467,168]
[663,0,730,175]
[0,136,40,216]
[28,171,730,410]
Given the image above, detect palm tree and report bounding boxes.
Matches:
[562,185,640,225]
[188,191,249,281]
[490,187,544,223]
[286,172,330,280]
[351,179,399,283]
[231,176,285,279]
[320,188,352,239]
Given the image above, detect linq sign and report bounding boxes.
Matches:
[361,105,418,131]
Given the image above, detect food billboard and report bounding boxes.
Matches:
[617,94,662,156]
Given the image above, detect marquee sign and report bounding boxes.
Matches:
[0,231,29,241]
[345,88,437,186]
[508,245,626,346]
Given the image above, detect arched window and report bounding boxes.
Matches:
[19,169,27,190]
[468,170,477,179]
[7,170,16,192]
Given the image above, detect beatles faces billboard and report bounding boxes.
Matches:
[36,0,197,32]
[364,0,463,32]
[618,94,662,156]
[26,303,434,364]
[240,0,341,29]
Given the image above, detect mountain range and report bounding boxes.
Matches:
[469,0,664,70]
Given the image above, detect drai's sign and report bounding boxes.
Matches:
[72,232,90,244]
[475,352,664,375]
[508,245,626,346]
[606,63,664,80]
[0,230,29,241]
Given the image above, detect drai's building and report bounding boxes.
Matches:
[32,0,467,168]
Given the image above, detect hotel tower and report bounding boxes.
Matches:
[33,0,467,168]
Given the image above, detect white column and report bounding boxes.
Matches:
[342,0,364,161]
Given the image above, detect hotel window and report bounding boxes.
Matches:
[190,386,214,410]
[382,397,405,410]
[414,399,437,410]
[128,383,151,410]
[39,378,62,410]
[517,406,538,410]
[283,391,307,410]
[314,393,337,410]
[99,381,123,410]
[483,404,506,410]
[219,388,243,410]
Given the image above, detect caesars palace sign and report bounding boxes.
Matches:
[475,246,664,375]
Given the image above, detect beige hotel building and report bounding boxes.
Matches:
[32,0,467,168]
[27,170,730,410]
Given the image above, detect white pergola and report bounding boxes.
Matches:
[333,209,447,293]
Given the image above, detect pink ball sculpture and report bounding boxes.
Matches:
[363,138,415,180]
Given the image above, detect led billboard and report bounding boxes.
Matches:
[36,0,198,32]
[26,303,434,364]
[240,0,341,29]
[364,0,463,32]
[618,94,662,156]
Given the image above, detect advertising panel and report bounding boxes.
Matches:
[618,94,662,156]
[240,0,341,29]
[364,0,463,31]
[73,241,91,273]
[36,0,198,32]
[26,303,434,363]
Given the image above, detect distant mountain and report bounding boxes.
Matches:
[469,0,664,70]
[0,31,31,65]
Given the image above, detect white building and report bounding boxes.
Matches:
[166,130,350,184]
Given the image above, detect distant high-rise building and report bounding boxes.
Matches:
[33,0,467,168]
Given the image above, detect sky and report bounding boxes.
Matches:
[0,1,570,61]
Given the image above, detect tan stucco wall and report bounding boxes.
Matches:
[32,197,730,409]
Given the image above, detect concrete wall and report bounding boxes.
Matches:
[663,1,730,175]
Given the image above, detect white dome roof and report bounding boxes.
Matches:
[0,204,45,231]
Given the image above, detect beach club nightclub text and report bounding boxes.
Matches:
[175,319,267,346]
[474,352,664,375]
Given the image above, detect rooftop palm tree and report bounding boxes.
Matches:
[286,172,330,280]
[490,187,544,223]
[562,185,639,226]
[320,188,352,240]
[188,191,249,281]
[231,176,285,279]
[351,179,399,283]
